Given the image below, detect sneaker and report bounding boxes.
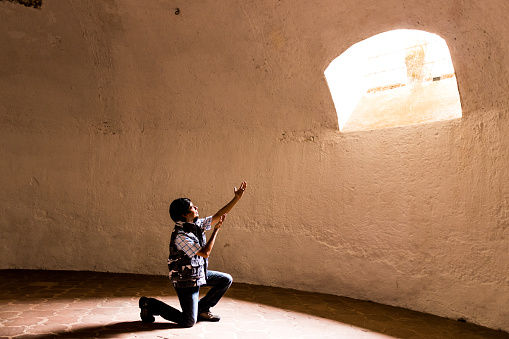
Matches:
[198,311,221,322]
[139,297,155,323]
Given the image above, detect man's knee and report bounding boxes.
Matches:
[180,317,196,328]
[219,273,233,290]
[224,273,233,285]
[206,270,233,288]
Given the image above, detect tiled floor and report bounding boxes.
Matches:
[0,270,507,339]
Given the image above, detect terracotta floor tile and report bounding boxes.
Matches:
[0,270,508,339]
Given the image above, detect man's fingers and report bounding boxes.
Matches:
[220,213,227,223]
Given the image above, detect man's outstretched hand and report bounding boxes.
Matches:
[234,181,248,199]
[212,182,248,225]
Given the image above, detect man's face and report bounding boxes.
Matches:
[184,202,199,222]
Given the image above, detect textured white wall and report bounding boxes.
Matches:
[1,0,508,332]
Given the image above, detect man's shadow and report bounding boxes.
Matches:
[31,321,181,338]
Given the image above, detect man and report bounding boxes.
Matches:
[139,181,247,327]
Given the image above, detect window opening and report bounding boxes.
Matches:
[325,30,462,132]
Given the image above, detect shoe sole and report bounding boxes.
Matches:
[139,297,155,323]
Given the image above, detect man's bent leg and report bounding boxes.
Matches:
[140,293,198,328]
[140,297,184,324]
[198,271,232,317]
[175,286,200,327]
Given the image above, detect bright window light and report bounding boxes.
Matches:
[325,30,462,132]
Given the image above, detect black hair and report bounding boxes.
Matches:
[169,198,192,222]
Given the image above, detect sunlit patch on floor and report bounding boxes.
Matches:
[0,270,506,338]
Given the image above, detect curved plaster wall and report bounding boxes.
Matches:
[1,0,508,332]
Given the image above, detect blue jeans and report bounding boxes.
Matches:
[145,270,232,327]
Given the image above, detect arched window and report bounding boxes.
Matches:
[325,30,462,132]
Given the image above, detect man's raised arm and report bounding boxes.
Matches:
[211,181,247,225]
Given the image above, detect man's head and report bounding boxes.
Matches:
[169,198,199,222]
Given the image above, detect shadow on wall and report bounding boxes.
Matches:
[2,0,42,9]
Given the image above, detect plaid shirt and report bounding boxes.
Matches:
[175,216,212,257]
[169,216,212,287]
